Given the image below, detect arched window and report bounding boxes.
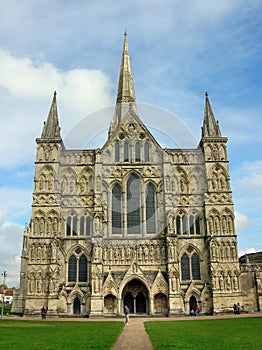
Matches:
[175,212,188,235]
[189,213,201,235]
[112,184,122,234]
[181,247,201,281]
[181,253,190,280]
[144,142,150,162]
[124,142,129,162]
[182,215,187,234]
[66,217,71,236]
[176,216,181,235]
[115,142,120,162]
[127,174,141,234]
[66,213,78,236]
[176,212,201,235]
[80,212,91,236]
[192,254,200,280]
[68,249,88,283]
[72,216,78,236]
[79,255,87,282]
[146,184,156,233]
[189,215,195,235]
[195,216,200,234]
[135,142,141,161]
[68,255,77,282]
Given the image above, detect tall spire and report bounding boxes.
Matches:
[41,91,61,139]
[116,32,136,104]
[202,92,222,138]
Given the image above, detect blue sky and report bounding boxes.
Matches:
[0,0,262,286]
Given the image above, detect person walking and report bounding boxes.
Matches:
[124,305,130,325]
[41,307,47,320]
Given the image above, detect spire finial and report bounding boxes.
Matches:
[116,32,135,104]
[41,92,61,139]
[202,92,222,138]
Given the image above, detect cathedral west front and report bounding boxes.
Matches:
[12,33,244,317]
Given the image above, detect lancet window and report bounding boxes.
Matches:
[113,141,151,162]
[66,212,92,236]
[181,247,201,281]
[111,175,157,235]
[176,211,201,235]
[68,248,88,283]
[112,184,122,234]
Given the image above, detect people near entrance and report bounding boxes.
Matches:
[41,306,48,320]
[233,303,241,315]
[190,304,200,316]
[195,304,200,316]
[124,305,130,325]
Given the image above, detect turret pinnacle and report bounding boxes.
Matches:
[41,91,61,139]
[202,92,222,138]
[116,32,136,104]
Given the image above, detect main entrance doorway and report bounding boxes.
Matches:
[122,279,148,314]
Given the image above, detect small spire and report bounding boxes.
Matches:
[202,92,221,138]
[116,32,136,104]
[41,91,61,139]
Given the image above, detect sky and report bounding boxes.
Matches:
[0,0,262,287]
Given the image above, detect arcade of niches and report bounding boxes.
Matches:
[12,33,258,317]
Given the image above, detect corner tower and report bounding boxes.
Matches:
[200,93,242,313]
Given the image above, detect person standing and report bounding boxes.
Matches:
[124,305,130,325]
[195,304,200,316]
[41,307,47,320]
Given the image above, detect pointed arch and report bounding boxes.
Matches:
[68,255,77,282]
[209,164,229,191]
[146,182,156,234]
[175,209,188,235]
[135,141,141,161]
[112,183,122,234]
[114,141,120,162]
[124,141,129,162]
[79,210,92,236]
[180,245,201,281]
[67,246,88,284]
[144,141,150,162]
[127,174,141,234]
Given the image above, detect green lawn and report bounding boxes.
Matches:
[145,317,262,350]
[0,320,123,350]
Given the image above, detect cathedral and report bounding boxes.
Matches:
[12,33,244,317]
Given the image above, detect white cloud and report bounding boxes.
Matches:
[0,48,114,168]
[0,210,23,287]
[232,160,262,199]
[238,247,256,258]
[0,187,32,221]
[235,211,253,232]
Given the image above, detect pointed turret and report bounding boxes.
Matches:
[41,91,61,139]
[116,32,136,104]
[202,92,222,138]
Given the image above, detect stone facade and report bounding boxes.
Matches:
[12,33,245,317]
[239,252,262,312]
